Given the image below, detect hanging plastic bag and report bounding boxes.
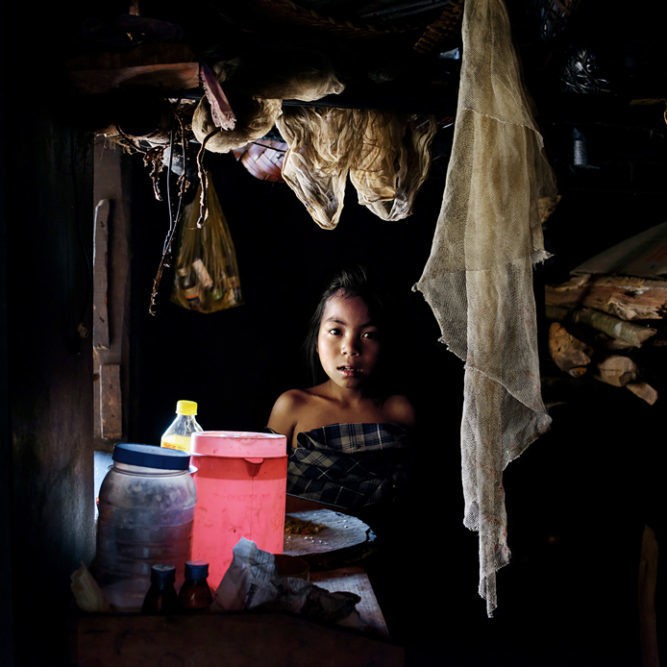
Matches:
[171,174,243,313]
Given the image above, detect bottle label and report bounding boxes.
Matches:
[161,434,192,453]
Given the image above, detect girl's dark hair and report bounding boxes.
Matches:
[304,265,390,389]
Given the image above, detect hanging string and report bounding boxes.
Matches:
[195,129,219,229]
[148,100,190,316]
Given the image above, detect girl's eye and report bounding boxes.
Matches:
[327,327,342,336]
[362,330,380,341]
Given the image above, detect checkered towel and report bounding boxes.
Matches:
[287,423,410,511]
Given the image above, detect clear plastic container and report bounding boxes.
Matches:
[161,400,204,453]
[92,443,197,612]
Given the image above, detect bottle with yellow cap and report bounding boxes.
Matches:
[160,400,204,453]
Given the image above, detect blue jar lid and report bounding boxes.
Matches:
[113,443,191,471]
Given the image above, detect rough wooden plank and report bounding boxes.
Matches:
[626,381,659,405]
[66,43,200,95]
[595,355,638,387]
[311,567,389,638]
[67,42,197,70]
[571,221,667,278]
[575,307,657,345]
[99,363,122,440]
[545,274,667,321]
[569,307,657,347]
[547,322,592,377]
[69,62,200,95]
[92,199,110,350]
[638,524,660,667]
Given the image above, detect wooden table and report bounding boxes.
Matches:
[71,497,402,666]
[310,566,389,638]
[71,566,403,666]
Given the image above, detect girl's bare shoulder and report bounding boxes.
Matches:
[275,387,318,404]
[267,388,310,437]
[270,387,322,417]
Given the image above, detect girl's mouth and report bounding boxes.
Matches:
[339,365,362,378]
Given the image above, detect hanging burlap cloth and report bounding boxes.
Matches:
[414,0,559,617]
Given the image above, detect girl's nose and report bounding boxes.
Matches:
[343,337,360,356]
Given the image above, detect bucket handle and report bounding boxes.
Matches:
[244,457,264,477]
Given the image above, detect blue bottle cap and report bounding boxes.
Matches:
[185,560,209,580]
[150,563,176,584]
[113,443,191,471]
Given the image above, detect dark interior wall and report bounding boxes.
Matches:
[0,14,12,664]
[125,147,461,446]
[3,113,95,666]
[2,3,97,666]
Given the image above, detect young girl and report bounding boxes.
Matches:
[267,265,415,520]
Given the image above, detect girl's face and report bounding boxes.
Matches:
[316,291,382,390]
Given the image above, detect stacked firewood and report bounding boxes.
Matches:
[544,273,667,404]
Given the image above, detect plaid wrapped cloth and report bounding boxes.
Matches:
[287,423,411,511]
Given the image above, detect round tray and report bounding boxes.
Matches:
[282,509,376,571]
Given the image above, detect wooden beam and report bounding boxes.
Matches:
[66,43,200,95]
[92,199,110,350]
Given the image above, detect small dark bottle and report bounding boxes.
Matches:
[142,564,179,614]
[178,560,213,611]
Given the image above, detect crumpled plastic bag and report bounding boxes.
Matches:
[215,538,361,625]
[70,562,111,613]
[171,173,243,314]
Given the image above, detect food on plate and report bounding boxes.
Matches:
[284,515,324,536]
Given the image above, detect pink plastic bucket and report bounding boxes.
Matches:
[190,431,287,589]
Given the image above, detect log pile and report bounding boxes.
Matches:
[545,273,667,404]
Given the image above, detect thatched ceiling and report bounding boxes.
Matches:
[65,0,666,112]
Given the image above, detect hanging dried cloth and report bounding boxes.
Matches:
[192,94,283,154]
[171,173,243,313]
[349,110,436,222]
[277,107,436,229]
[276,106,355,229]
[414,0,559,617]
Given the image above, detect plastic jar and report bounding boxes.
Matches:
[92,443,197,612]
